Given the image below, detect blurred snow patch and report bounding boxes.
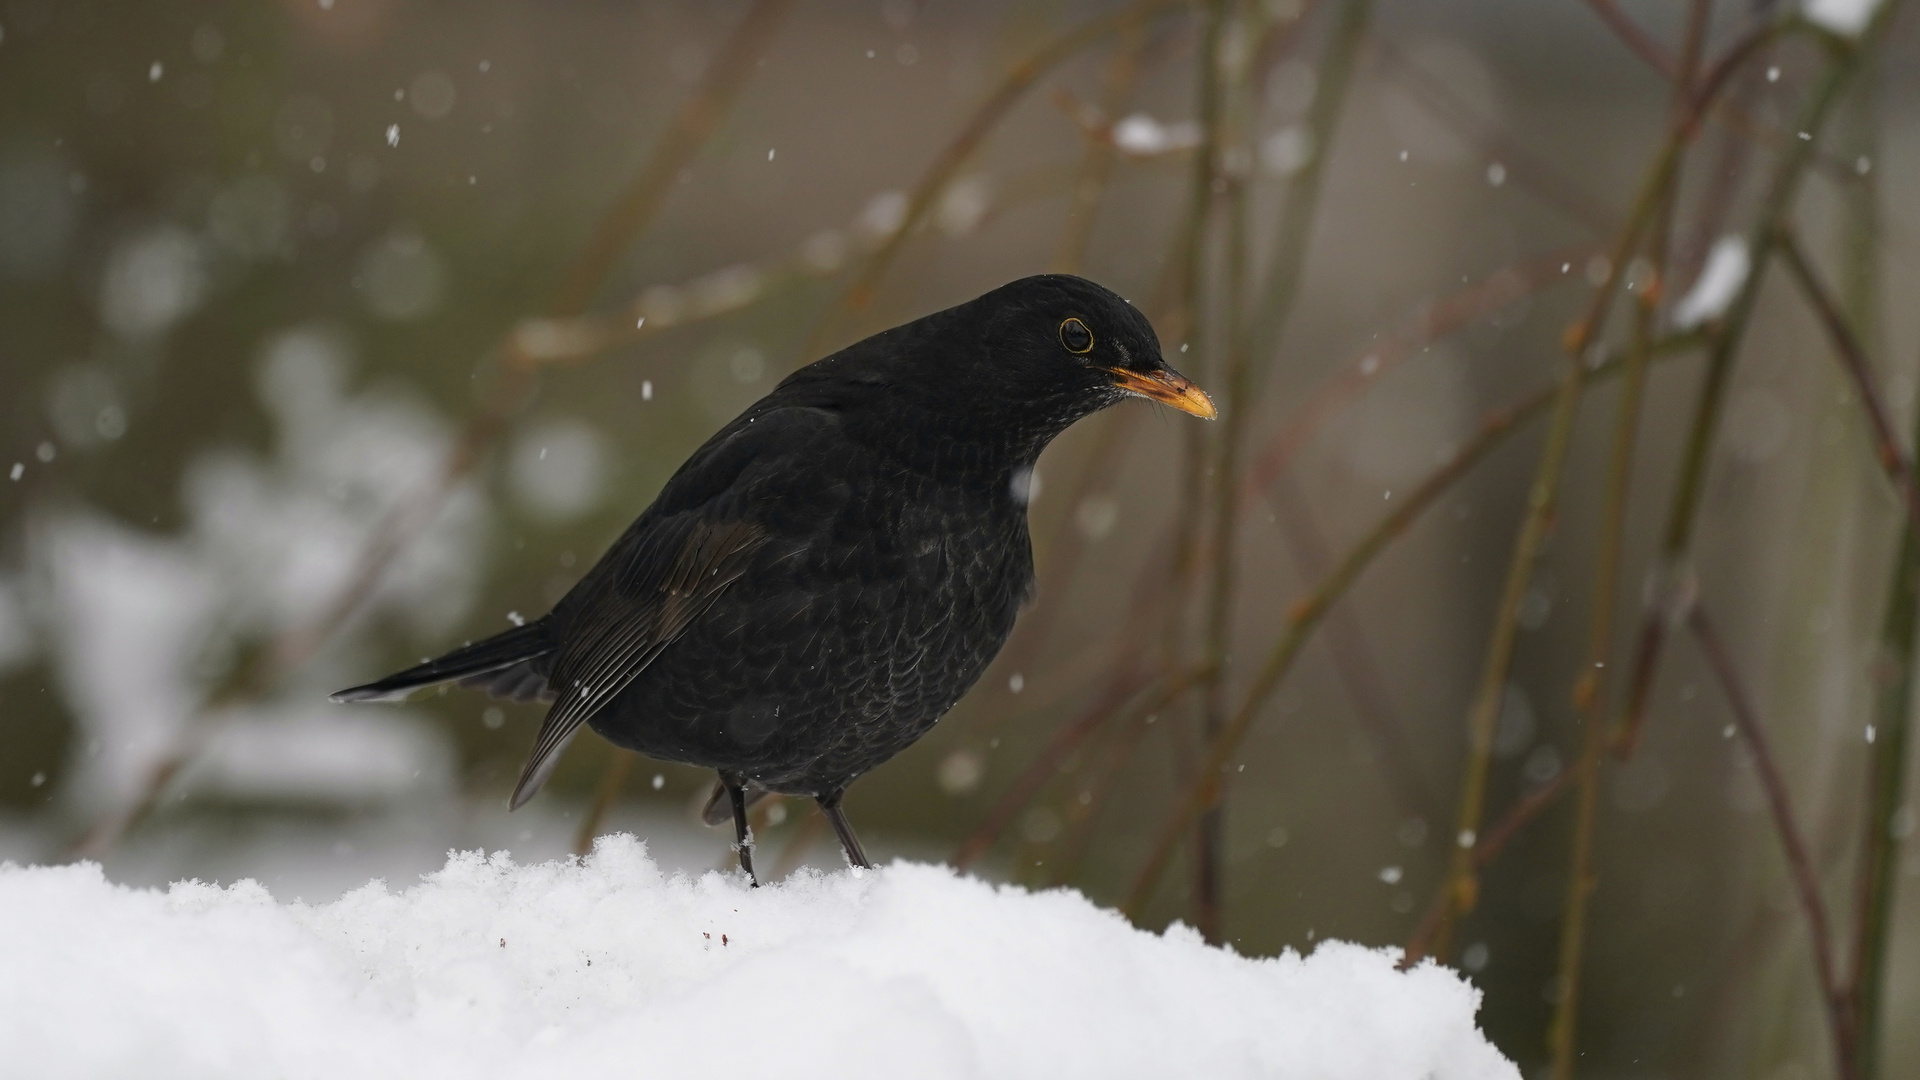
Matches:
[936,175,991,236]
[0,840,1518,1080]
[1112,112,1200,155]
[100,224,207,340]
[35,512,221,809]
[188,705,452,803]
[27,326,483,810]
[1260,126,1313,177]
[1673,236,1749,329]
[191,325,489,638]
[1805,0,1883,35]
[856,189,908,240]
[509,418,608,522]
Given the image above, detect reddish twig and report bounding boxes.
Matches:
[1688,603,1854,1080]
[952,662,1205,871]
[1616,16,1881,759]
[808,0,1192,354]
[1371,40,1615,235]
[1244,246,1594,494]
[1267,469,1443,822]
[1777,227,1920,538]
[1401,765,1579,967]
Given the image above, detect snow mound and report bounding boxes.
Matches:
[0,836,1516,1080]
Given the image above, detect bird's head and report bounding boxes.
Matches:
[967,274,1215,431]
[779,274,1213,473]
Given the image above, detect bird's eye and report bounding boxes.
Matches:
[1059,318,1094,354]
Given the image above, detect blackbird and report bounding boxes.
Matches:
[333,274,1214,882]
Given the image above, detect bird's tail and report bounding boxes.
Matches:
[331,620,558,704]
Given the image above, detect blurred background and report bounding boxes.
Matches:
[1,0,1916,1076]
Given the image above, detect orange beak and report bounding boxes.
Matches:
[1106,365,1218,419]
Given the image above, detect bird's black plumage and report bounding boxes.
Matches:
[334,274,1214,876]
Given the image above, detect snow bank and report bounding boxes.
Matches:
[0,837,1516,1080]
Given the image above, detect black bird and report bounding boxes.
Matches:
[333,274,1214,881]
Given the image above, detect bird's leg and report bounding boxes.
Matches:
[724,772,759,887]
[817,790,873,869]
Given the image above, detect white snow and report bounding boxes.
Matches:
[1805,0,1884,36]
[1111,112,1201,156]
[27,326,486,814]
[1672,236,1751,329]
[0,837,1516,1080]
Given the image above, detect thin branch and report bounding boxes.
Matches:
[573,749,635,856]
[1777,227,1920,537]
[1049,698,1162,886]
[1245,245,1595,493]
[978,246,1571,866]
[1578,0,1864,188]
[1402,764,1580,968]
[1427,67,1711,954]
[1371,40,1615,235]
[1845,52,1908,1077]
[1547,285,1664,1078]
[1268,469,1444,822]
[1192,0,1375,943]
[1154,0,1230,936]
[1852,371,1920,1080]
[1549,3,1709,1068]
[951,662,1203,871]
[1617,19,1880,757]
[1050,23,1151,274]
[64,0,795,860]
[1580,0,1679,79]
[769,808,827,880]
[1122,331,1703,920]
[806,0,1192,355]
[548,0,796,314]
[1689,603,1854,1080]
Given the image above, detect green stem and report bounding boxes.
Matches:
[1192,0,1373,946]
[1430,96,1702,955]
[809,0,1191,355]
[1855,401,1918,1080]
[1616,23,1883,757]
[1549,4,1710,1071]
[1844,48,1903,1080]
[1123,331,1708,919]
[1050,23,1149,274]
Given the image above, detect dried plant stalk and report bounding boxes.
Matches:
[1193,0,1374,941]
[1617,19,1883,757]
[68,0,796,860]
[1689,604,1855,1080]
[1548,4,1710,1071]
[1123,329,1709,920]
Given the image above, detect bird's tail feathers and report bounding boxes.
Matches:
[331,620,557,704]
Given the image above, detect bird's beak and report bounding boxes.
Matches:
[1106,365,1218,419]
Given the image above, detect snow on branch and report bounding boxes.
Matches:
[1673,236,1752,329]
[1805,0,1885,36]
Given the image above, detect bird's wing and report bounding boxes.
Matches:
[509,516,767,809]
[506,405,846,811]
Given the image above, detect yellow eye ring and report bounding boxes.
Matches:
[1059,318,1094,354]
